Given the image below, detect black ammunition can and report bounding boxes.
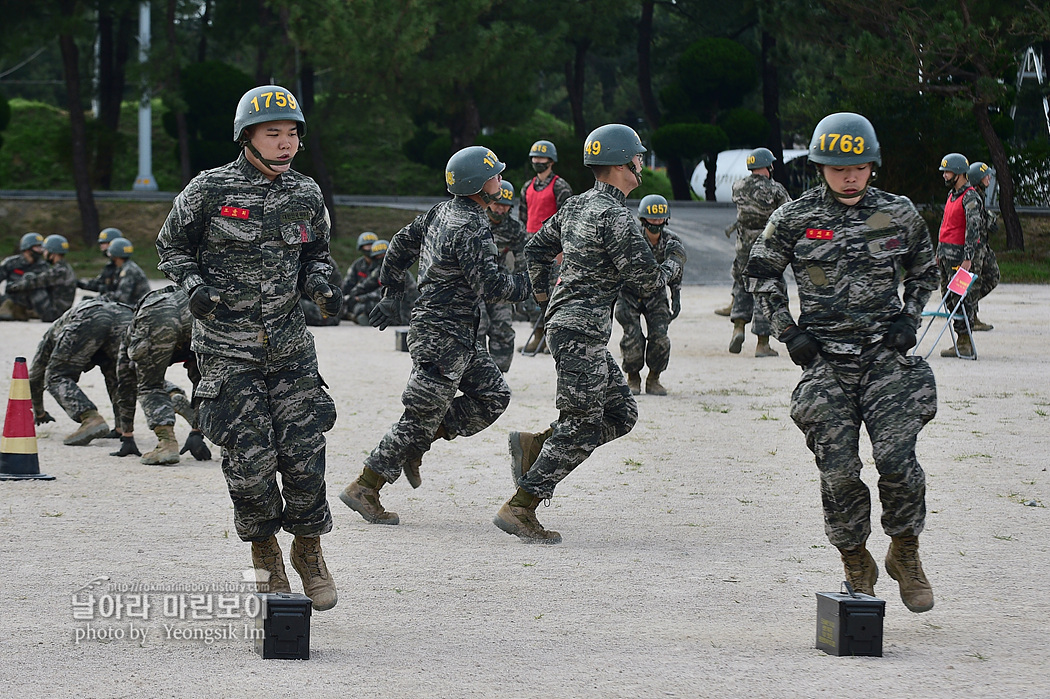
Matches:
[255,592,312,660]
[815,587,885,657]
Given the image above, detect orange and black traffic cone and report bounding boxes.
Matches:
[0,356,54,481]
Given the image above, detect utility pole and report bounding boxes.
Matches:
[133,0,157,191]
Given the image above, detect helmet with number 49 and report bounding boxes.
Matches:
[583,124,647,166]
[808,113,881,167]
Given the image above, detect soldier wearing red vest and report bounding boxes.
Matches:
[519,140,573,352]
[936,153,984,358]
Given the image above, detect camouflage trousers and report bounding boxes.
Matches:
[789,343,937,549]
[365,330,510,483]
[936,243,980,333]
[195,352,336,542]
[478,299,515,373]
[614,291,671,374]
[42,325,117,423]
[115,348,199,432]
[519,327,638,500]
[730,228,771,335]
[971,242,1000,313]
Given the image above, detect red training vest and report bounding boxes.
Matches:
[939,186,974,245]
[525,175,560,234]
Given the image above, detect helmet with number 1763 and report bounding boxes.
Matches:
[808,113,881,167]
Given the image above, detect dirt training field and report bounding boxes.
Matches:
[1,284,1047,697]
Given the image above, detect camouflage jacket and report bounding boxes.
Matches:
[78,260,118,294]
[380,196,531,349]
[1,253,47,288]
[104,259,152,307]
[156,153,334,363]
[342,255,379,297]
[4,258,77,321]
[527,180,685,342]
[745,184,938,355]
[489,214,527,273]
[619,227,685,302]
[939,185,984,261]
[732,173,792,234]
[518,174,573,231]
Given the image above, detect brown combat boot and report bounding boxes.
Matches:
[971,316,993,332]
[626,372,642,395]
[940,333,974,358]
[885,535,934,613]
[170,390,195,424]
[508,427,553,483]
[0,298,31,321]
[251,536,292,594]
[141,425,180,465]
[404,424,450,489]
[645,371,667,395]
[729,320,746,354]
[493,489,561,544]
[63,409,110,446]
[339,470,400,525]
[290,536,337,611]
[523,327,545,354]
[713,299,732,317]
[755,335,779,357]
[838,543,879,596]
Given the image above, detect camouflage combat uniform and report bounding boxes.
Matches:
[78,260,119,295]
[0,253,48,317]
[114,286,200,433]
[363,196,531,484]
[969,193,1000,313]
[519,181,685,500]
[729,173,791,336]
[479,212,527,372]
[29,297,133,423]
[3,256,77,322]
[104,259,152,307]
[744,184,939,549]
[937,184,984,333]
[613,227,684,375]
[341,255,378,320]
[156,153,338,542]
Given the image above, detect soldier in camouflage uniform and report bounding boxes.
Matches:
[965,161,1000,332]
[0,232,48,321]
[614,194,684,396]
[2,234,77,322]
[345,239,388,324]
[156,85,341,611]
[728,148,792,357]
[340,146,531,525]
[111,285,212,465]
[77,228,123,297]
[935,153,984,357]
[519,139,574,353]
[101,238,152,307]
[494,125,685,544]
[745,113,938,613]
[28,297,134,446]
[479,180,527,372]
[340,232,379,320]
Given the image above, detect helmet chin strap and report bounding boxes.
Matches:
[823,169,876,203]
[627,161,643,185]
[243,141,302,174]
[479,189,500,204]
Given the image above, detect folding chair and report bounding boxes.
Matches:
[912,267,978,360]
[519,314,546,356]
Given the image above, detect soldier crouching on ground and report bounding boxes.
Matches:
[340,146,531,525]
[3,234,77,322]
[494,124,685,544]
[0,233,48,321]
[614,194,684,396]
[111,285,212,465]
[744,112,939,613]
[157,85,341,611]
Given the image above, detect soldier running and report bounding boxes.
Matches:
[480,180,527,372]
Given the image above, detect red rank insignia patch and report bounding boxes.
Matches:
[300,224,308,242]
[220,206,250,219]
[805,228,834,240]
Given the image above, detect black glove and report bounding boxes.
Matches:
[188,285,222,319]
[34,409,56,426]
[779,325,821,367]
[368,294,401,331]
[884,314,917,353]
[180,430,212,461]
[670,287,681,321]
[110,436,141,457]
[305,276,343,317]
[103,428,121,439]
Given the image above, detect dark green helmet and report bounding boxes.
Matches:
[370,239,389,257]
[357,231,378,250]
[746,147,776,171]
[968,161,995,187]
[529,140,558,162]
[638,194,670,219]
[584,124,647,166]
[233,85,306,143]
[20,232,44,251]
[445,146,506,196]
[496,181,515,206]
[43,234,70,255]
[808,113,881,167]
[107,237,134,259]
[98,227,122,244]
[938,153,969,175]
